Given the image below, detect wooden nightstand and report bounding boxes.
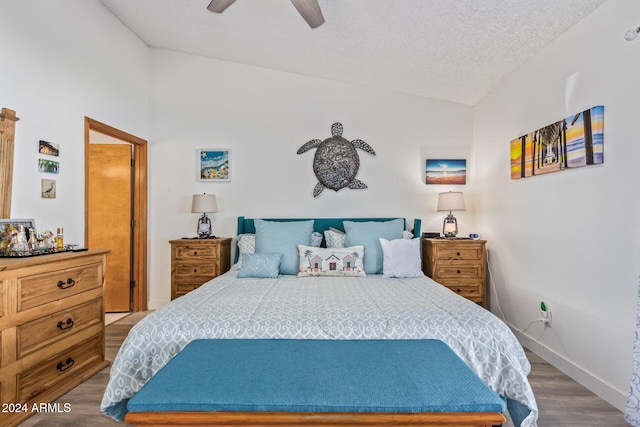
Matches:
[170,238,232,300]
[422,238,487,307]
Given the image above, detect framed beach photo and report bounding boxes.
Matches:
[425,158,467,185]
[197,149,231,182]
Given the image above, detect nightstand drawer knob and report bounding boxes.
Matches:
[457,288,461,293]
[193,251,198,256]
[456,251,461,256]
[457,269,461,274]
[193,268,198,273]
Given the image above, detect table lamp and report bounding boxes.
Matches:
[191,193,218,238]
[437,191,465,238]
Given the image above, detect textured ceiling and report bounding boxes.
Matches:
[98,0,607,105]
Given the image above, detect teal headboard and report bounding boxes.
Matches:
[235,217,421,263]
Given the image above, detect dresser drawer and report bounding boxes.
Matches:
[173,245,218,260]
[17,334,103,403]
[432,246,483,261]
[17,263,102,312]
[16,298,103,359]
[174,262,219,277]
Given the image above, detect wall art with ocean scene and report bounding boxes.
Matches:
[510,105,604,180]
[198,149,231,182]
[425,159,466,185]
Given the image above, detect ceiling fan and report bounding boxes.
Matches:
[207,0,325,29]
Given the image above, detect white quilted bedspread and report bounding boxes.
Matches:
[101,270,538,426]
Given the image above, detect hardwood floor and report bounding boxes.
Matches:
[18,311,629,426]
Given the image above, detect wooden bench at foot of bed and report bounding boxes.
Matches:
[126,410,505,426]
[124,339,506,427]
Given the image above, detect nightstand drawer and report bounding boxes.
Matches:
[445,285,481,298]
[434,265,483,281]
[174,262,219,276]
[174,245,218,260]
[432,246,483,261]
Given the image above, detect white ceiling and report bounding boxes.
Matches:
[98,0,607,105]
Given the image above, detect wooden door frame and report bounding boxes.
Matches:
[84,117,148,311]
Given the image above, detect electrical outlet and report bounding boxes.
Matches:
[540,301,551,326]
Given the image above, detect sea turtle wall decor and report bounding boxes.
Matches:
[297,122,376,197]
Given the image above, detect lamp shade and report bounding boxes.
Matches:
[191,194,218,213]
[437,192,465,212]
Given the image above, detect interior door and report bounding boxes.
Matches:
[88,143,132,312]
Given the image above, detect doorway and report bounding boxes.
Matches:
[84,117,148,312]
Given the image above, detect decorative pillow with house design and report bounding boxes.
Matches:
[297,245,366,277]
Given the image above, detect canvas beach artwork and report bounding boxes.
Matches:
[198,149,230,182]
[510,105,604,180]
[425,159,467,185]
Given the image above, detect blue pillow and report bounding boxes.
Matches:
[343,219,405,274]
[238,253,282,278]
[254,219,314,275]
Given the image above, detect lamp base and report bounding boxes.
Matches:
[197,214,213,238]
[442,213,458,238]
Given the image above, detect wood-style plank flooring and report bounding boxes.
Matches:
[18,311,629,426]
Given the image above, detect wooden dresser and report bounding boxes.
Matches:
[0,249,110,427]
[422,238,487,307]
[170,238,231,300]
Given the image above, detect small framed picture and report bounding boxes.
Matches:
[425,159,466,185]
[38,158,60,174]
[41,179,56,198]
[39,140,60,156]
[197,149,231,182]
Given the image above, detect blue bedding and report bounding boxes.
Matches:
[101,271,538,425]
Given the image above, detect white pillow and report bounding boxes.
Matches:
[379,238,424,278]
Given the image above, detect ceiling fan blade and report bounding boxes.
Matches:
[290,0,324,28]
[207,0,237,13]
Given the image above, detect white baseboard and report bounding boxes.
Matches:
[509,323,627,412]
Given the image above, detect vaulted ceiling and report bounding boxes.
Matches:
[99,0,607,105]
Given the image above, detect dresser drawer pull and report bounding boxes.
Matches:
[57,317,75,330]
[193,268,198,273]
[457,288,461,293]
[193,251,198,256]
[56,357,75,372]
[456,251,461,256]
[57,278,76,289]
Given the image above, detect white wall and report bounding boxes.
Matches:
[0,0,149,243]
[147,48,475,307]
[473,0,640,411]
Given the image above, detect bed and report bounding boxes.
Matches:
[101,216,538,427]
